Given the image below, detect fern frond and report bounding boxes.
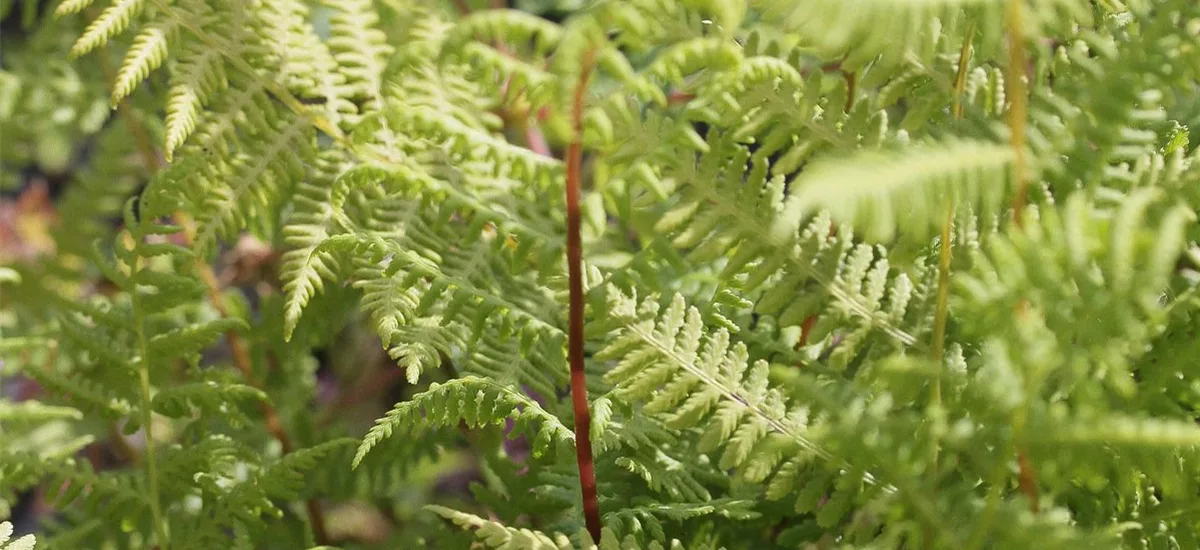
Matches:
[151,380,265,425]
[648,134,932,356]
[20,1,1200,547]
[112,18,177,104]
[162,41,228,159]
[789,139,1014,242]
[354,376,574,468]
[1032,415,1200,448]
[427,505,575,550]
[759,0,1089,71]
[146,317,245,361]
[54,0,96,17]
[598,289,852,481]
[281,154,347,340]
[310,428,456,499]
[19,357,135,418]
[322,0,394,121]
[0,400,83,424]
[955,190,1194,389]
[247,438,358,501]
[68,0,146,59]
[281,159,568,387]
[603,499,759,543]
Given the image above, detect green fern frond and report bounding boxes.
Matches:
[427,505,575,550]
[14,1,1200,547]
[789,139,1014,242]
[146,318,245,361]
[111,18,176,104]
[68,0,146,59]
[1032,414,1200,448]
[248,438,358,501]
[444,9,563,58]
[427,504,701,550]
[18,358,134,418]
[55,0,96,17]
[956,190,1194,380]
[647,134,932,356]
[151,381,265,424]
[603,499,759,543]
[162,41,227,159]
[598,289,850,480]
[322,0,394,121]
[280,155,569,386]
[0,400,83,424]
[354,377,573,468]
[759,0,1090,71]
[32,455,150,521]
[191,116,314,252]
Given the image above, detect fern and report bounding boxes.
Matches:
[354,376,574,468]
[5,0,1200,548]
[789,139,1014,242]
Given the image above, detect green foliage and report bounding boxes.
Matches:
[354,376,574,468]
[3,0,1200,548]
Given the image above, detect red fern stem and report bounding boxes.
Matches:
[566,49,603,543]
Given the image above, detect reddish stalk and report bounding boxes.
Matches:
[667,90,695,105]
[566,49,602,543]
[1016,449,1040,512]
[1012,300,1039,512]
[843,71,856,112]
[797,315,818,348]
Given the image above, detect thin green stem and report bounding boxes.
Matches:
[931,17,974,475]
[932,21,976,409]
[925,204,954,550]
[1006,0,1030,225]
[130,243,170,549]
[952,22,976,121]
[929,205,954,424]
